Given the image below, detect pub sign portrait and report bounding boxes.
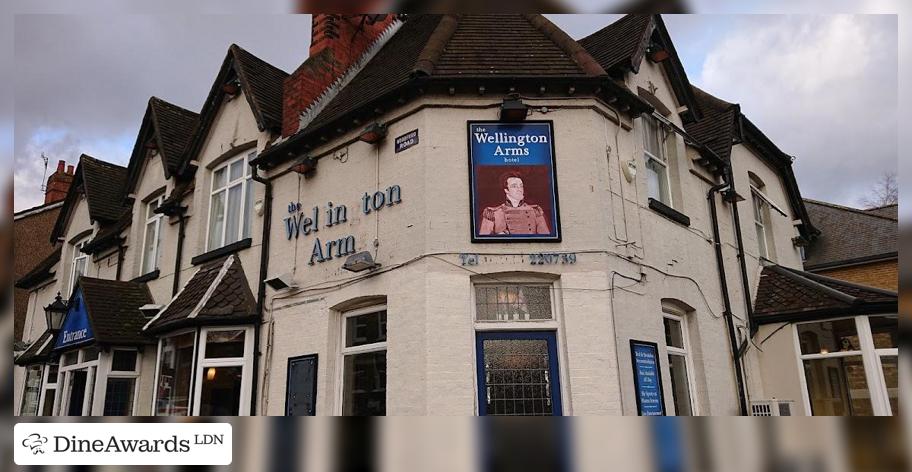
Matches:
[468,121,561,242]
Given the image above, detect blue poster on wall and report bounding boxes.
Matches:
[54,288,95,350]
[467,121,561,242]
[630,340,665,416]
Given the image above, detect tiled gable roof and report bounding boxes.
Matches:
[144,255,257,334]
[179,44,289,176]
[149,97,200,176]
[578,14,653,73]
[50,154,131,243]
[230,44,289,133]
[80,154,129,223]
[75,276,155,346]
[685,86,738,161]
[14,330,56,366]
[753,264,896,324]
[579,14,699,122]
[803,199,898,269]
[15,246,61,289]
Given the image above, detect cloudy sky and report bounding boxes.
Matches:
[10,13,898,213]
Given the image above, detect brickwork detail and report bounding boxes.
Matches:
[816,260,898,292]
[282,14,396,137]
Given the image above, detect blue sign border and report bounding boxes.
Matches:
[467,120,562,243]
[630,339,666,416]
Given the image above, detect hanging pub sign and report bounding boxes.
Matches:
[630,340,665,416]
[468,121,561,242]
[54,288,95,350]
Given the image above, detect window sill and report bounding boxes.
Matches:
[131,269,160,283]
[191,238,252,266]
[648,198,691,227]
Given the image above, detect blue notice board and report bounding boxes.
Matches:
[630,340,665,416]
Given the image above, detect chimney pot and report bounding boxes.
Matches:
[66,165,74,175]
[56,160,65,172]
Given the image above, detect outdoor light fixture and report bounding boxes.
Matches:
[499,98,528,122]
[342,251,381,272]
[44,292,68,332]
[265,273,297,291]
[292,156,317,175]
[358,123,387,144]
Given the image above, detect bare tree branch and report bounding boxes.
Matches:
[859,172,898,209]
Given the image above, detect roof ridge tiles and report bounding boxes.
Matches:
[523,14,606,77]
[803,198,899,222]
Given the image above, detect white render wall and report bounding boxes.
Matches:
[16,56,812,416]
[258,73,800,415]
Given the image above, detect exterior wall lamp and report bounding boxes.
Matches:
[499,98,529,122]
[44,292,68,333]
[358,123,387,144]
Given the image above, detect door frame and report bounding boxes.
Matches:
[475,331,563,416]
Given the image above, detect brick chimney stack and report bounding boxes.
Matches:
[45,159,74,204]
[282,14,397,137]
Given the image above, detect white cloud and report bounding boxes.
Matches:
[695,15,897,207]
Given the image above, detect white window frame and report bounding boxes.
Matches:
[192,326,254,416]
[69,238,89,296]
[151,328,198,417]
[97,348,141,416]
[206,151,256,251]
[336,305,388,416]
[750,187,770,259]
[37,363,58,416]
[640,114,673,206]
[662,309,699,416]
[18,364,44,416]
[793,315,898,416]
[140,195,165,275]
[57,347,100,416]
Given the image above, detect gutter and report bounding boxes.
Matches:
[707,167,749,416]
[248,164,273,416]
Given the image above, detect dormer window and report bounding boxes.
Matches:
[207,151,256,251]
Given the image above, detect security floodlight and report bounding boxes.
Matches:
[342,252,381,273]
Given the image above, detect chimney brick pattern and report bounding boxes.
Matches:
[282,14,396,137]
[45,159,74,204]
